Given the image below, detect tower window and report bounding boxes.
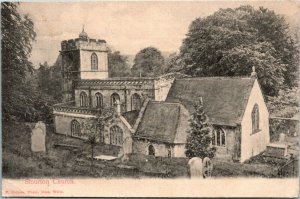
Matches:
[91,53,98,70]
[252,104,260,134]
[80,91,88,107]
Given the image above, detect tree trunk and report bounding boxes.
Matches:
[91,146,94,167]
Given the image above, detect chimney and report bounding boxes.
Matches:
[250,66,257,78]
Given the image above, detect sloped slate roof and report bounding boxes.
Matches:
[122,110,140,127]
[134,101,181,143]
[165,77,255,126]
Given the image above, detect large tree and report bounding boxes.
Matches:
[2,2,36,121]
[177,5,298,96]
[185,99,216,159]
[267,87,299,118]
[37,57,63,101]
[131,47,165,77]
[108,50,131,77]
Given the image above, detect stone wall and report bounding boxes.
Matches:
[154,77,175,101]
[213,126,237,161]
[132,139,186,158]
[60,37,109,103]
[54,111,132,152]
[173,144,186,157]
[241,79,270,163]
[102,115,132,146]
[74,82,156,112]
[132,139,171,157]
[80,50,108,80]
[54,114,95,137]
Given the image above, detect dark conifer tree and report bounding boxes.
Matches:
[185,98,216,159]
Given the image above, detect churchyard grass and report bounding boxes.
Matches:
[2,122,287,178]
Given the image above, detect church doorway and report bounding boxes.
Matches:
[148,145,155,156]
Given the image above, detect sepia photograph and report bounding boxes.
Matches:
[1,0,299,197]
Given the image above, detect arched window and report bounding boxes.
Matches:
[110,125,123,146]
[71,120,81,137]
[95,92,103,109]
[96,124,104,143]
[111,93,120,107]
[148,145,155,156]
[80,91,88,107]
[91,53,98,70]
[252,104,260,133]
[212,127,226,147]
[131,93,142,111]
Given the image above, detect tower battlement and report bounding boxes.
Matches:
[60,29,109,102]
[61,38,107,52]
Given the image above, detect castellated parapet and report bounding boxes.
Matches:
[61,38,108,52]
[60,32,109,102]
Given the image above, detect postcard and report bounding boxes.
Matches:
[2,1,299,197]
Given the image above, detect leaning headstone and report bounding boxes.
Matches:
[31,121,46,152]
[279,133,286,142]
[188,157,203,179]
[202,157,213,178]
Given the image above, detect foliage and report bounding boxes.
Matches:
[176,5,299,96]
[269,119,289,142]
[87,133,97,167]
[17,71,59,123]
[163,53,182,73]
[131,47,165,77]
[2,2,37,121]
[267,87,299,117]
[185,99,216,159]
[108,50,131,77]
[37,57,63,101]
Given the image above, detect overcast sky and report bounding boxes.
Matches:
[19,1,299,67]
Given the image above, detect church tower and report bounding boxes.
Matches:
[60,28,108,102]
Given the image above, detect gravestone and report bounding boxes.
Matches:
[188,157,203,179]
[31,121,46,152]
[202,157,213,178]
[265,143,288,158]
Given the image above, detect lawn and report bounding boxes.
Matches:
[2,121,141,178]
[2,122,286,179]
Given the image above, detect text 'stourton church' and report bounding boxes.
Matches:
[53,30,270,163]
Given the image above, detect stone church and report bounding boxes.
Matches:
[53,30,270,163]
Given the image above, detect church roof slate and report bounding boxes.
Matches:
[134,101,182,143]
[165,77,255,126]
[122,110,140,127]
